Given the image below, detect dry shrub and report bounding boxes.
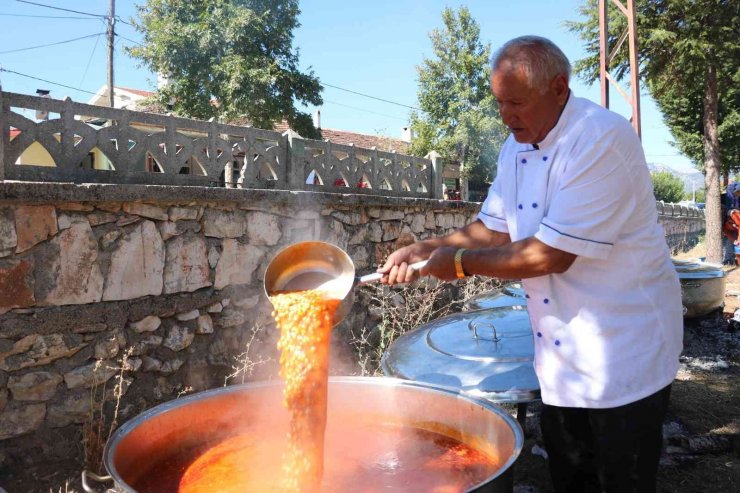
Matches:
[352,275,503,375]
[81,348,134,475]
[224,324,273,386]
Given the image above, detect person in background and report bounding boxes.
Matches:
[378,35,683,493]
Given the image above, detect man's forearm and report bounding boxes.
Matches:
[463,237,577,280]
[422,219,511,250]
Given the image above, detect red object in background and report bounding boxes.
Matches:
[723,209,740,242]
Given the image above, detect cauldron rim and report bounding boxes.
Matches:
[104,376,524,493]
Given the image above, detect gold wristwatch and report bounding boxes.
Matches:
[454,248,467,279]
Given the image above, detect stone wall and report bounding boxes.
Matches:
[0,182,477,470]
[0,182,705,471]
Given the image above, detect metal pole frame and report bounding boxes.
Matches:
[599,0,641,139]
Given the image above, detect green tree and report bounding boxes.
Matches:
[651,171,685,203]
[567,0,740,262]
[129,0,322,137]
[409,7,507,189]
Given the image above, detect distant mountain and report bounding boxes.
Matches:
[647,162,704,194]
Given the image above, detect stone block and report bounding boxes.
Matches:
[246,211,282,245]
[367,222,383,243]
[379,209,405,221]
[130,335,162,356]
[348,227,367,246]
[0,403,45,440]
[382,221,402,241]
[216,308,246,328]
[208,245,220,269]
[202,209,247,238]
[196,314,214,334]
[122,203,169,221]
[140,355,162,372]
[56,203,94,212]
[163,325,195,352]
[15,205,57,253]
[176,309,200,321]
[8,371,62,401]
[169,206,199,222]
[103,221,165,301]
[0,334,86,372]
[94,336,120,360]
[206,302,223,313]
[0,258,35,312]
[47,391,88,428]
[64,361,117,389]
[157,221,181,241]
[0,389,6,412]
[436,213,455,229]
[129,315,161,334]
[36,221,104,306]
[160,358,184,375]
[0,208,17,255]
[410,214,426,234]
[163,234,211,294]
[96,202,122,212]
[332,211,365,226]
[425,211,436,229]
[214,240,264,290]
[87,211,117,227]
[99,230,122,250]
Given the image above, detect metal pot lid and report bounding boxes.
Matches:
[464,282,527,311]
[672,258,725,279]
[381,307,540,403]
[501,282,526,298]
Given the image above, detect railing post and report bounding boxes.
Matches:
[0,86,6,181]
[284,129,305,190]
[426,150,444,199]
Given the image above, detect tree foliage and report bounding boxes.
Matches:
[651,171,685,203]
[409,7,507,188]
[566,0,740,262]
[128,0,322,137]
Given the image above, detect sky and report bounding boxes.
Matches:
[0,0,697,173]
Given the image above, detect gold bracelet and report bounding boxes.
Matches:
[454,248,467,279]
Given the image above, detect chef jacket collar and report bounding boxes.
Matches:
[533,90,573,150]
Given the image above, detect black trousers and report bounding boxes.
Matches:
[540,384,672,493]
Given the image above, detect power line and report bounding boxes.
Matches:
[0,32,105,55]
[321,82,421,112]
[78,34,103,90]
[0,12,98,19]
[116,33,141,46]
[15,0,105,18]
[323,99,408,121]
[0,67,99,96]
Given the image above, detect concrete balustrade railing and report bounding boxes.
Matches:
[0,88,444,199]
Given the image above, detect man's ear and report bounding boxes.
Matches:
[551,74,569,104]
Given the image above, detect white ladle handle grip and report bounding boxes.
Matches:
[358,260,429,284]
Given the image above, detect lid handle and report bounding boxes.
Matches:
[469,320,500,343]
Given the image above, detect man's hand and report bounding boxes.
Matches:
[377,242,435,285]
[418,246,459,281]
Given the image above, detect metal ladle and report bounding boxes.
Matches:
[264,241,427,325]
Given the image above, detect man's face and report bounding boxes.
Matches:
[490,64,569,144]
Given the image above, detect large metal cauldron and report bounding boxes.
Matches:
[99,377,523,493]
[672,258,726,318]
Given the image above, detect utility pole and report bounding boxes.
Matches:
[107,0,115,108]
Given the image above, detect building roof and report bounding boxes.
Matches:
[318,128,409,154]
[116,87,154,98]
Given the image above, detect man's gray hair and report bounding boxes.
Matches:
[491,36,571,92]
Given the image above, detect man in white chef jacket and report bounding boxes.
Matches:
[378,35,683,493]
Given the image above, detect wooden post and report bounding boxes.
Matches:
[627,0,641,139]
[0,86,5,181]
[599,0,609,109]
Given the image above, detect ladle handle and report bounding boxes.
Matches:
[358,260,428,284]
